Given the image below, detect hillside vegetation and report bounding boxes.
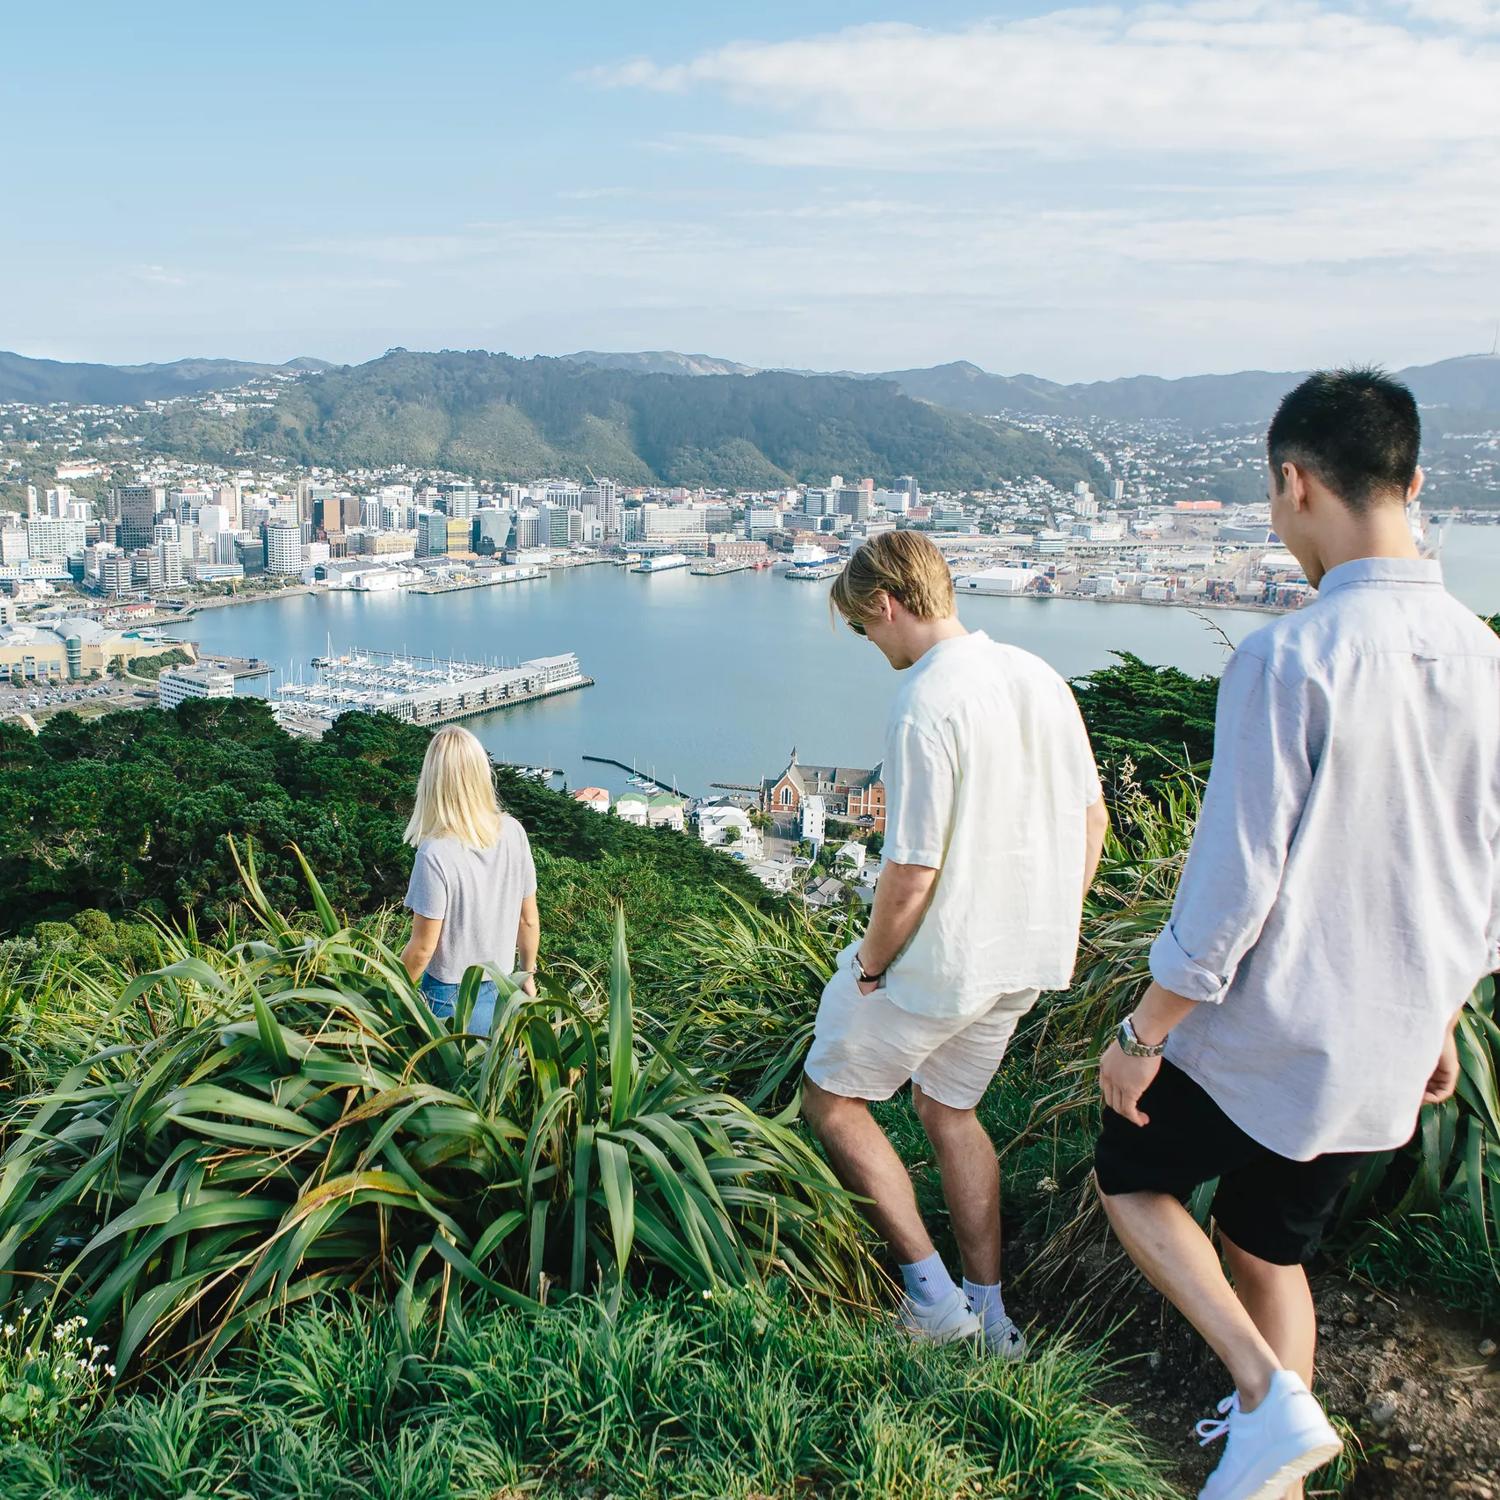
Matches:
[138,349,1102,491]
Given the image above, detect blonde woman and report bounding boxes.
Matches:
[400,725,540,1034]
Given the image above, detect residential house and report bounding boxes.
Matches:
[572,787,611,815]
[614,790,648,826]
[647,792,686,832]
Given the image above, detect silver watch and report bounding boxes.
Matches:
[1117,1015,1167,1058]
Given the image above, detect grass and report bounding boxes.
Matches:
[0,1288,1171,1500]
[1347,1206,1500,1322]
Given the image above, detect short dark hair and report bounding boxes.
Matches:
[1266,366,1420,512]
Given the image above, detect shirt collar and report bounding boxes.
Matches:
[1318,556,1443,597]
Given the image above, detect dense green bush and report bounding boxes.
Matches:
[0,701,765,972]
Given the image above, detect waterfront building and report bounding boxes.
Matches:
[542,503,583,548]
[582,479,619,536]
[473,508,513,554]
[263,521,302,576]
[445,515,473,556]
[697,803,763,857]
[762,749,886,834]
[571,787,611,815]
[157,665,234,709]
[416,511,448,558]
[744,506,783,541]
[0,619,180,680]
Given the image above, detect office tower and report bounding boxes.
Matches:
[416,511,449,558]
[114,484,163,550]
[582,478,619,535]
[263,521,302,576]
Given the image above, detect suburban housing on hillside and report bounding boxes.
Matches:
[760,749,885,834]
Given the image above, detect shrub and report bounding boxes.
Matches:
[0,847,875,1374]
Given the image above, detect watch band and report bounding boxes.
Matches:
[851,952,885,985]
[1117,1015,1167,1058]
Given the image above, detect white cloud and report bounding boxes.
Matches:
[589,4,1500,171]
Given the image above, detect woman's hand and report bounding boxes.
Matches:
[520,973,537,998]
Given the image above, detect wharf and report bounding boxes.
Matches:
[273,647,592,732]
[689,559,758,576]
[582,754,688,799]
[406,566,545,595]
[196,652,274,681]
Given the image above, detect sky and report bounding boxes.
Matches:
[3,1,1498,381]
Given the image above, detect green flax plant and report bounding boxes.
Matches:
[0,844,875,1375]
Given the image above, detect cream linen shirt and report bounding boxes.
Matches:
[878,630,1102,1018]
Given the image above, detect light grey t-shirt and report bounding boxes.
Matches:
[404,817,538,983]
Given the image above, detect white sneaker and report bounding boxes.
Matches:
[976,1313,1027,1361]
[1197,1371,1342,1500]
[896,1287,982,1345]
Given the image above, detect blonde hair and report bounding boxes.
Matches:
[829,531,955,629]
[404,725,502,850]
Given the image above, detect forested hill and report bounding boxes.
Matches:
[139,349,1102,491]
[0,350,330,404]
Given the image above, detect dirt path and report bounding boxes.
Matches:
[1097,1274,1500,1497]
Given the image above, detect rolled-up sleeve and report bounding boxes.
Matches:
[1149,648,1315,1004]
[883,716,954,868]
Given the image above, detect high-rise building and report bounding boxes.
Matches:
[473,508,513,554]
[415,512,448,557]
[1110,479,1126,503]
[898,476,919,508]
[582,479,619,535]
[445,515,472,555]
[541,503,582,548]
[836,486,871,523]
[296,481,335,525]
[114,484,162,550]
[263,521,302,576]
[512,509,543,549]
[25,515,86,564]
[441,485,479,520]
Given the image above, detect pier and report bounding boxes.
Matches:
[196,652,274,680]
[272,647,592,732]
[582,755,688,799]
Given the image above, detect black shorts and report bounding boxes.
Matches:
[1093,1060,1373,1266]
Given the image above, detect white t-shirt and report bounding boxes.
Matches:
[879,630,1102,1018]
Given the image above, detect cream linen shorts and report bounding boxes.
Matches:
[803,950,1039,1111]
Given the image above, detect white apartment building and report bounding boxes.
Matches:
[264,521,302,576]
[157,666,234,709]
[25,515,86,564]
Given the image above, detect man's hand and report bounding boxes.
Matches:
[1099,1041,1161,1126]
[519,972,538,998]
[1421,1028,1461,1105]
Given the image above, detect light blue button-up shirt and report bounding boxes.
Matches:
[1151,557,1500,1160]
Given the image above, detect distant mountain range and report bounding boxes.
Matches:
[137,349,1103,492]
[561,351,1500,430]
[0,351,331,405]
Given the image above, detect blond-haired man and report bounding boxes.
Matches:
[803,531,1108,1350]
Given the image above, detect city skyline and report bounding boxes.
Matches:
[4,1,1498,381]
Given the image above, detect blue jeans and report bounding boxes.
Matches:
[420,973,498,1036]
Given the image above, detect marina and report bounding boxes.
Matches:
[272,647,591,735]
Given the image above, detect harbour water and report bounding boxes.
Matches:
[170,524,1500,799]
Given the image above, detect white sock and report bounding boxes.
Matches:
[963,1277,1007,1323]
[900,1252,957,1305]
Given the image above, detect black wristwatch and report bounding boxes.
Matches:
[851,951,885,986]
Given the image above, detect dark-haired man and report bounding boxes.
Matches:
[1095,368,1500,1500]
